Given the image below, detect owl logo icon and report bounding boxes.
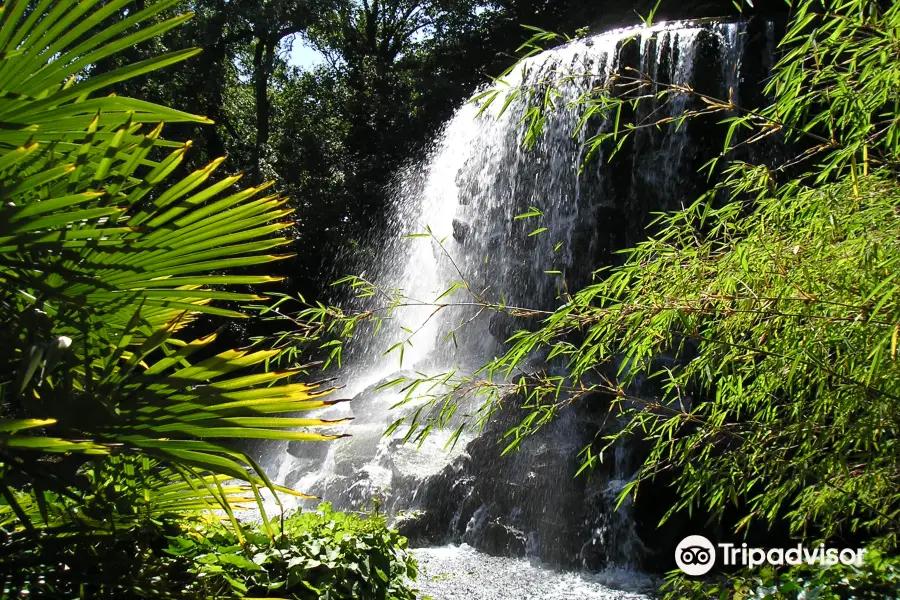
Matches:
[675,535,716,576]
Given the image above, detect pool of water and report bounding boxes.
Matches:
[410,545,656,600]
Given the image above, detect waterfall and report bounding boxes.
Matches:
[264,18,768,572]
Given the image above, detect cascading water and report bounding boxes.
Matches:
[262,18,772,586]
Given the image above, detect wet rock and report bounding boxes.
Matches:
[286,439,331,461]
[580,532,609,571]
[392,510,449,547]
[488,312,517,341]
[348,370,419,420]
[331,428,383,477]
[452,218,471,244]
[481,520,527,556]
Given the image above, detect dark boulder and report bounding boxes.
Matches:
[452,218,471,244]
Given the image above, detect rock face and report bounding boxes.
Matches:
[279,373,478,517]
[276,369,712,572]
[380,387,638,569]
[408,401,591,565]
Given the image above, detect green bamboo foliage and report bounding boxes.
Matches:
[476,0,900,547]
[0,0,343,529]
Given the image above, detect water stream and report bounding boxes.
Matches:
[261,18,769,595]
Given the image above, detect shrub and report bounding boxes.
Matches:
[173,503,418,599]
[1,503,419,600]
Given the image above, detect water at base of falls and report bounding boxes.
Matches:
[411,545,654,600]
[261,16,776,578]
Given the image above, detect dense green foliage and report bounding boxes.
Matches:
[84,0,516,294]
[473,0,900,592]
[3,503,417,599]
[479,0,900,551]
[170,503,418,599]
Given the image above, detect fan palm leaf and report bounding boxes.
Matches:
[0,0,340,529]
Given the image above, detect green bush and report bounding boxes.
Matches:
[1,503,418,600]
[173,503,418,599]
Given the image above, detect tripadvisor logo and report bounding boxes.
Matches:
[675,535,716,576]
[675,535,866,576]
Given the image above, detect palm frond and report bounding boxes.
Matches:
[0,0,338,530]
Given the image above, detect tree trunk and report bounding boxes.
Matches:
[252,34,278,184]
